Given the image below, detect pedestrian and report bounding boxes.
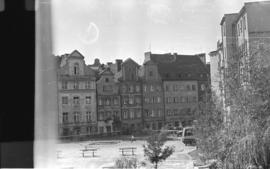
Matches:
[131,135,134,143]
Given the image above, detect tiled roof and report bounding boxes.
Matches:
[149,53,209,80]
[143,59,156,65]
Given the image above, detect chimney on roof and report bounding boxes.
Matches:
[144,52,151,63]
[173,52,177,56]
[116,59,123,72]
[94,58,101,66]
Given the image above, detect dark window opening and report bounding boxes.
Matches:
[74,63,79,75]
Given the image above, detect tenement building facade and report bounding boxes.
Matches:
[56,50,210,140]
[96,68,121,134]
[57,50,97,140]
[118,58,143,134]
[142,60,165,130]
[144,52,209,128]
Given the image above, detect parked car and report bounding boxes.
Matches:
[182,126,196,146]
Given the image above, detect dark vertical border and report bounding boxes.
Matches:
[0,0,35,167]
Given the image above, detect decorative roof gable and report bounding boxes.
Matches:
[68,50,84,59]
[122,58,140,67]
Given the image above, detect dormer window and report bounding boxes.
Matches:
[74,63,79,75]
[105,78,109,83]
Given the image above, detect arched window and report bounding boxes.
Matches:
[74,63,79,75]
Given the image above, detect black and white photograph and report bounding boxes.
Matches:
[1,0,270,168]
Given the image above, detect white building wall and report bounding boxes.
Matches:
[210,53,220,97]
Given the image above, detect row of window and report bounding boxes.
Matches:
[122,109,142,120]
[165,96,197,103]
[99,126,116,133]
[144,96,161,104]
[122,96,141,105]
[144,109,162,118]
[166,108,196,116]
[62,96,92,105]
[63,95,197,106]
[143,85,162,92]
[62,81,201,93]
[61,107,196,125]
[165,84,196,92]
[98,111,120,121]
[62,126,98,136]
[61,81,95,90]
[164,73,206,79]
[145,122,163,130]
[62,111,92,123]
[121,85,141,93]
[98,97,120,106]
[237,15,247,37]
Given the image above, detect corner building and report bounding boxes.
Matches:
[142,60,165,130]
[57,50,97,140]
[144,52,209,128]
[118,58,143,134]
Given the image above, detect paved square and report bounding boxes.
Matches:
[56,140,195,169]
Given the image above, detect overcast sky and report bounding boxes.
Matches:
[51,0,265,65]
